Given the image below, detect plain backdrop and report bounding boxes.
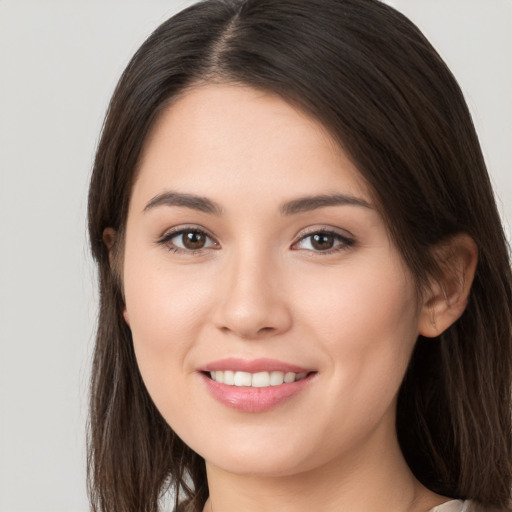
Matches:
[0,1,510,511]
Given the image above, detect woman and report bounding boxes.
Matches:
[87,1,512,511]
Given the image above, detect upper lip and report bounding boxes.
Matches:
[200,357,313,374]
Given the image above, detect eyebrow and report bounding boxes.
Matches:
[144,191,223,215]
[280,193,371,215]
[143,191,371,216]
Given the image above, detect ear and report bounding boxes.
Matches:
[418,234,478,338]
[102,227,130,326]
[102,227,117,266]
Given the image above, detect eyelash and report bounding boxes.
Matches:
[157,226,219,255]
[293,228,355,255]
[156,226,355,256]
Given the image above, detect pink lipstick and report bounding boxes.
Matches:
[199,358,316,412]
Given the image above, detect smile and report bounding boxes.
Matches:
[209,370,309,387]
[200,359,316,412]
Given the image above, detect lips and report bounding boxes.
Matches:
[201,357,311,374]
[199,358,316,412]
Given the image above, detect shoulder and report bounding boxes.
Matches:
[429,500,467,512]
[430,501,512,512]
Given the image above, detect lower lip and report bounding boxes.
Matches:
[200,373,314,412]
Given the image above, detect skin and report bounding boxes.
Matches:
[116,84,476,512]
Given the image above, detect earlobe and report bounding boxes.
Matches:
[102,228,117,266]
[103,227,130,326]
[123,308,130,326]
[418,234,478,338]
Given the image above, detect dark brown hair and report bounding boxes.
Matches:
[87,1,512,511]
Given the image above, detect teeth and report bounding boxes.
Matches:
[252,371,270,388]
[284,372,295,383]
[209,370,309,387]
[234,371,252,387]
[223,370,235,385]
[269,371,284,386]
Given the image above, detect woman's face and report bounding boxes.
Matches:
[122,84,427,477]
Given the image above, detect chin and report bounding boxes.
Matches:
[206,453,310,478]
[190,430,330,478]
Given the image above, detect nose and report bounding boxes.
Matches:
[212,249,293,340]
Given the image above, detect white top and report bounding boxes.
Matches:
[429,500,470,512]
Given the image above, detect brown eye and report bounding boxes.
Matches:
[294,230,354,253]
[159,227,218,253]
[181,230,207,250]
[311,233,335,251]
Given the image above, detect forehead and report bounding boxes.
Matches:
[132,83,370,209]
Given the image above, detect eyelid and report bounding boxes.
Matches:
[292,225,356,253]
[158,224,216,240]
[293,225,355,241]
[156,225,220,253]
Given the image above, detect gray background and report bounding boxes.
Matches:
[0,1,510,511]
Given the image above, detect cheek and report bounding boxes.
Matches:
[294,257,419,405]
[302,252,417,341]
[121,242,214,401]
[123,221,212,334]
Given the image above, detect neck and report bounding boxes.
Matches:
[203,424,445,512]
